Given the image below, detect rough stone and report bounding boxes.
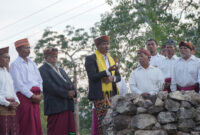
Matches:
[131,114,156,129]
[116,129,134,135]
[157,91,168,101]
[136,107,147,114]
[147,106,164,114]
[152,122,161,130]
[157,112,177,124]
[134,130,168,135]
[103,109,113,126]
[143,100,153,108]
[165,99,180,111]
[133,96,145,107]
[191,132,200,135]
[163,124,177,134]
[177,107,195,119]
[154,97,164,107]
[178,119,195,132]
[111,95,126,110]
[124,93,139,102]
[169,91,185,101]
[177,132,190,135]
[113,115,131,131]
[180,101,192,109]
[116,101,137,115]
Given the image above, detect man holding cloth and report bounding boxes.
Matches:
[10,38,43,135]
[0,46,20,135]
[39,48,76,135]
[171,41,200,93]
[85,35,121,135]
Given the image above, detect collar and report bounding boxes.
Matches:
[138,65,154,70]
[46,62,59,69]
[166,55,178,60]
[0,67,6,71]
[17,56,31,63]
[180,55,196,61]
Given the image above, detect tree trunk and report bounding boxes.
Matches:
[74,67,80,135]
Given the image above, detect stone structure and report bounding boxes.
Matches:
[102,91,200,135]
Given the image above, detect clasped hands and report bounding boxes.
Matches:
[30,93,43,104]
[8,102,19,110]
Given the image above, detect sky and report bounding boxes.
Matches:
[0,0,111,62]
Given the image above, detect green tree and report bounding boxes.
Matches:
[92,0,200,77]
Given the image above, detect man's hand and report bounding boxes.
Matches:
[30,93,43,104]
[102,77,110,84]
[68,90,75,99]
[8,102,19,110]
[108,76,114,82]
[108,65,118,72]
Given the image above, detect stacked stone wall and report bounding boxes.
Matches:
[103,91,200,135]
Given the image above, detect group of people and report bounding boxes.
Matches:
[0,35,199,135]
[85,36,200,135]
[0,38,76,135]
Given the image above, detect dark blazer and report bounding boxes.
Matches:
[85,54,121,101]
[39,63,76,115]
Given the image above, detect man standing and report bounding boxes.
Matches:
[85,35,121,135]
[171,41,200,93]
[161,44,167,57]
[0,47,20,135]
[159,40,179,92]
[10,38,43,135]
[129,48,164,96]
[39,48,76,135]
[146,39,165,68]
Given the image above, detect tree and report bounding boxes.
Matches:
[34,25,92,135]
[92,0,200,78]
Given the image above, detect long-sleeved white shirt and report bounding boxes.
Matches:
[129,65,164,95]
[0,67,20,107]
[150,53,165,68]
[170,55,200,91]
[10,57,43,98]
[159,55,179,79]
[117,78,128,96]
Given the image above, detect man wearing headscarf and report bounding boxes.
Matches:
[85,35,121,135]
[39,48,76,135]
[10,38,43,135]
[159,40,179,92]
[171,41,200,93]
[129,48,164,96]
[0,47,20,135]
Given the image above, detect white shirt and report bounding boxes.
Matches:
[0,67,20,107]
[129,65,164,95]
[10,57,43,98]
[159,55,179,79]
[117,78,128,96]
[150,53,165,68]
[170,55,200,91]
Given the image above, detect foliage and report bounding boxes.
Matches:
[91,0,200,78]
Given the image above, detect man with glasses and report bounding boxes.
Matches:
[39,48,76,135]
[0,46,20,135]
[10,38,43,135]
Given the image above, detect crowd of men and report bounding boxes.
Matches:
[0,36,199,135]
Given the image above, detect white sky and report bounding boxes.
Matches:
[0,0,111,62]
